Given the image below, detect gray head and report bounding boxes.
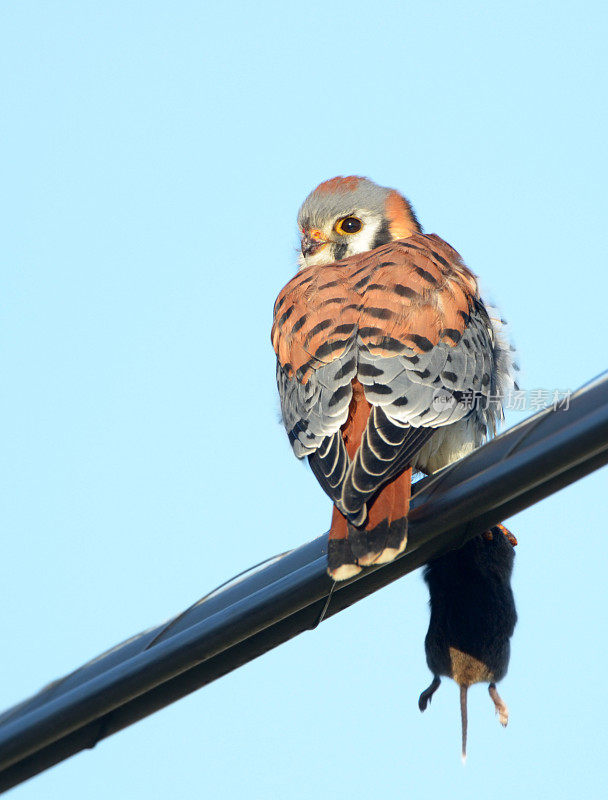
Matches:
[297,176,421,269]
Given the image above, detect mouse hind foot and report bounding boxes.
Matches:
[418,676,441,711]
[488,682,509,726]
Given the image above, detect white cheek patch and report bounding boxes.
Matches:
[348,215,383,255]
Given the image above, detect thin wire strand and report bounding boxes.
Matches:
[144,550,294,650]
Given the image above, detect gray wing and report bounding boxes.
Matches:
[276,300,508,522]
[357,300,497,429]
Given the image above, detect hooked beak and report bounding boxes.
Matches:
[301,229,328,257]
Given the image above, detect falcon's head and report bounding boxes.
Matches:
[297,176,422,269]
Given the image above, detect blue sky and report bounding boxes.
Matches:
[2,1,607,797]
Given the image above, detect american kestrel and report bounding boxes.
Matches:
[271,177,514,581]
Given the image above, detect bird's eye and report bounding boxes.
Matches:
[335,216,362,235]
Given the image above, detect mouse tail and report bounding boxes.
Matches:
[460,684,468,763]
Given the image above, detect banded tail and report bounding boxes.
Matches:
[327,467,412,581]
[321,379,426,581]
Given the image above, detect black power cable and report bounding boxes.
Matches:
[0,371,607,793]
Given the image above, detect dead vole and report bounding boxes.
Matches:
[418,524,517,760]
